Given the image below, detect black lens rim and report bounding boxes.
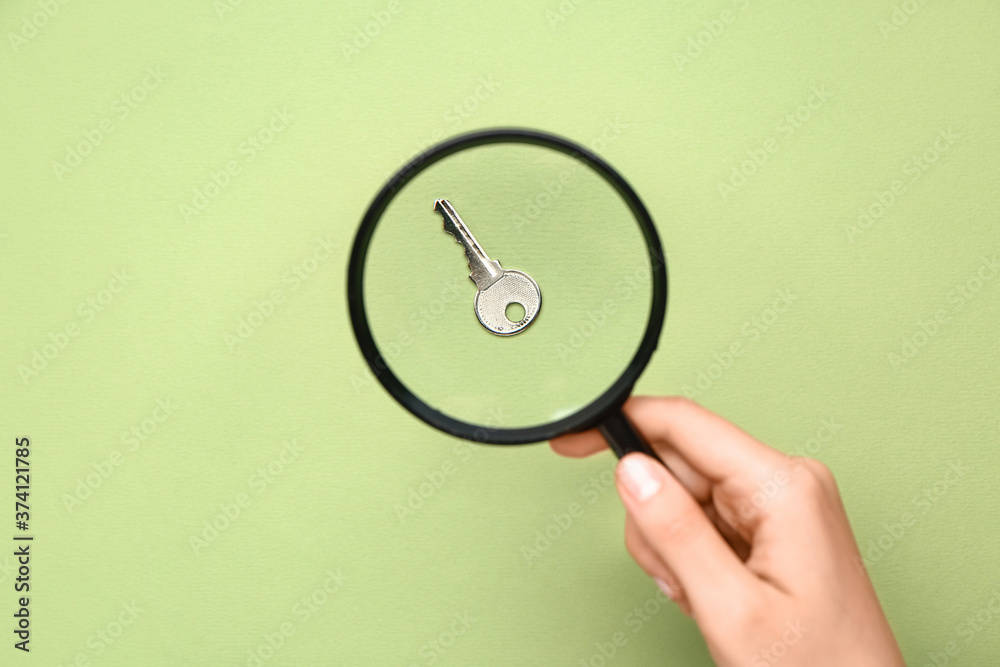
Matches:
[347,128,667,444]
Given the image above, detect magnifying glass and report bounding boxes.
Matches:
[348,128,667,462]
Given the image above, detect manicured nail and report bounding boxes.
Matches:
[655,578,676,600]
[619,455,662,501]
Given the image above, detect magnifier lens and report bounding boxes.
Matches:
[364,142,653,430]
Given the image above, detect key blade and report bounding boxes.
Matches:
[434,199,503,290]
[435,199,468,240]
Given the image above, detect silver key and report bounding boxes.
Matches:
[434,198,541,336]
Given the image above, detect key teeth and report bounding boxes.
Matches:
[443,224,467,254]
[434,198,452,220]
[438,208,462,239]
[464,251,484,280]
[438,207,475,277]
[434,198,503,291]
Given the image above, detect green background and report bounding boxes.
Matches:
[2,0,998,665]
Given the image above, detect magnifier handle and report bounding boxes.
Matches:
[598,408,667,467]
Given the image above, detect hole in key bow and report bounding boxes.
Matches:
[505,302,526,323]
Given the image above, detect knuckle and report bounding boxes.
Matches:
[661,577,687,605]
[805,458,835,486]
[733,596,766,627]
[701,589,770,642]
[722,587,772,632]
[664,395,700,413]
[793,457,838,497]
[634,395,699,414]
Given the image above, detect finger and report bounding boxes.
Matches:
[624,516,690,612]
[624,396,786,482]
[616,453,760,615]
[551,428,714,503]
[656,448,712,502]
[550,430,714,504]
[703,500,752,561]
[549,429,607,458]
[655,576,692,616]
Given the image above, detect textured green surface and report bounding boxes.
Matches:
[1,1,998,665]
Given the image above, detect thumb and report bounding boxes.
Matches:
[616,454,758,615]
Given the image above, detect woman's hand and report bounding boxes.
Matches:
[550,396,904,667]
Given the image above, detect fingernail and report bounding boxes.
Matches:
[655,578,676,600]
[618,455,662,501]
